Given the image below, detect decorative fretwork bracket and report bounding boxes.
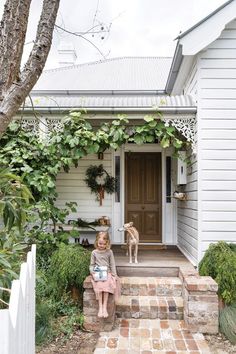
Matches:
[45,118,64,134]
[163,115,197,154]
[19,115,197,153]
[21,119,40,135]
[20,118,63,140]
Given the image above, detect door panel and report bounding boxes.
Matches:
[127,211,142,232]
[125,152,162,243]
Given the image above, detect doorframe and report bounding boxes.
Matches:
[122,144,165,244]
[112,144,176,245]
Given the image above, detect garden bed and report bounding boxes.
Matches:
[36,328,99,354]
[205,332,236,354]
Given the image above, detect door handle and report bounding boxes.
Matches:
[141,206,145,210]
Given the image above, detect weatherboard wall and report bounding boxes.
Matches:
[55,151,113,224]
[197,19,236,260]
[175,61,199,265]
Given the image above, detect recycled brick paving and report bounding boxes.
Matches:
[93,319,211,353]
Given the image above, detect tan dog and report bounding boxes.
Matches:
[118,222,139,263]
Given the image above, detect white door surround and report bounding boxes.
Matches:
[112,144,177,245]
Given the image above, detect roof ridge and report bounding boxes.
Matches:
[43,56,172,74]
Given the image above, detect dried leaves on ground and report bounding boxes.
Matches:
[36,329,99,354]
[206,333,236,354]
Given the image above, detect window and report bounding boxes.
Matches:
[115,156,120,202]
[166,157,171,203]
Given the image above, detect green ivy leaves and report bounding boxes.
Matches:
[0,111,187,231]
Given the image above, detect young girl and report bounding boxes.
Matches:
[90,231,120,318]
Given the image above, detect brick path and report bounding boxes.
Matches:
[94,318,211,353]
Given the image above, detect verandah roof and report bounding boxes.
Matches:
[24,94,196,113]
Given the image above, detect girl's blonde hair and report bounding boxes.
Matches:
[94,231,111,250]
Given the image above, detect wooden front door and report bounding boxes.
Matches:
[125,152,162,243]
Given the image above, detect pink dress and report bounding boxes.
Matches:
[90,249,121,300]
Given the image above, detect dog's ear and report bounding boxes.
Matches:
[129,222,133,227]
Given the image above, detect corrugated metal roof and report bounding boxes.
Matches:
[33,57,172,91]
[25,94,196,110]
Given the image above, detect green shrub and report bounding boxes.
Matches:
[220,304,236,344]
[199,241,236,305]
[48,243,91,299]
[229,243,236,253]
[36,271,84,346]
[31,230,71,271]
[36,301,54,345]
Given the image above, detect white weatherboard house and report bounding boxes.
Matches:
[24,0,236,266]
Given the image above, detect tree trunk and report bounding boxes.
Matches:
[0,0,60,136]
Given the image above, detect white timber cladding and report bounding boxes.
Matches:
[55,151,113,239]
[198,19,236,259]
[176,62,199,266]
[176,152,198,265]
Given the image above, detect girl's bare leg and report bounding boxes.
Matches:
[103,292,109,317]
[98,292,103,317]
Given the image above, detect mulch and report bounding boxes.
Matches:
[36,329,99,354]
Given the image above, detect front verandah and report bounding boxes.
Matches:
[112,246,195,276]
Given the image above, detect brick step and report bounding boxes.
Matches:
[120,276,182,297]
[117,266,179,277]
[116,295,184,320]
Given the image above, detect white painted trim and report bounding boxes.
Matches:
[171,56,195,95]
[112,149,123,244]
[121,146,125,244]
[162,149,166,243]
[111,149,115,243]
[123,144,162,153]
[117,144,176,245]
[177,244,197,267]
[196,54,202,265]
[180,2,236,56]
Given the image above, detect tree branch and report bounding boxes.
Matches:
[0,0,60,136]
[0,0,31,96]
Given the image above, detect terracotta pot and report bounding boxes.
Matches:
[70,285,82,303]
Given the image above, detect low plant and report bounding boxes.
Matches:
[36,300,54,345]
[36,294,84,346]
[229,243,236,253]
[220,304,236,344]
[0,230,27,306]
[48,243,91,299]
[199,241,236,305]
[36,264,84,346]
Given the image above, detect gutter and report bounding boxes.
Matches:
[20,106,197,115]
[31,89,167,96]
[165,42,183,95]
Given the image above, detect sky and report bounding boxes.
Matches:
[0,0,228,69]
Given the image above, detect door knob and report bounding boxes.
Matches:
[141,206,145,209]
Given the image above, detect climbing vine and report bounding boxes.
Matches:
[0,111,189,218]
